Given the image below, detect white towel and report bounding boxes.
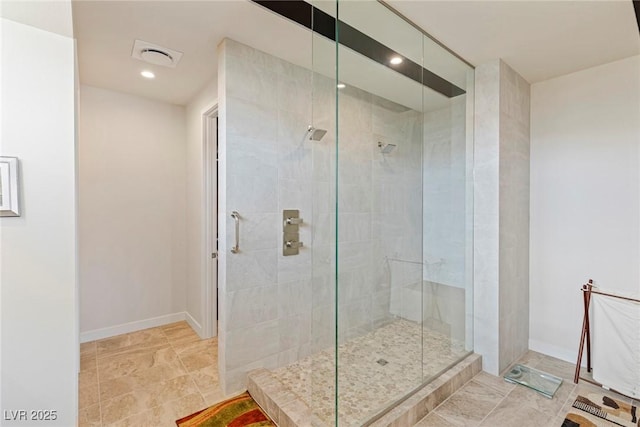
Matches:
[592,292,640,398]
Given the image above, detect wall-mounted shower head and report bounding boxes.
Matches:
[308,126,327,141]
[378,141,397,154]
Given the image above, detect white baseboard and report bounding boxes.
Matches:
[185,311,203,338]
[528,339,584,366]
[81,312,187,343]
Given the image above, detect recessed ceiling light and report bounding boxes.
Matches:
[337,83,346,89]
[390,56,403,65]
[140,70,155,79]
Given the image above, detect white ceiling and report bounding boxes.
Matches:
[1,0,74,37]
[72,1,315,105]
[387,0,640,84]
[72,0,640,107]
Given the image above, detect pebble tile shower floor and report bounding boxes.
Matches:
[271,319,469,425]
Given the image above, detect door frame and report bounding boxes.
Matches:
[202,103,218,338]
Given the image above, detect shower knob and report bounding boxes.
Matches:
[285,217,303,225]
[285,240,303,249]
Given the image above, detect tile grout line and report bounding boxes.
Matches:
[473,357,544,425]
[162,325,209,412]
[96,328,177,426]
[474,382,514,426]
[94,344,104,427]
[554,382,577,419]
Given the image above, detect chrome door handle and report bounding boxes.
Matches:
[231,211,240,253]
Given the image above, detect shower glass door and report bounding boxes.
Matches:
[309,1,339,424]
[335,2,425,425]
[420,33,475,383]
[309,1,474,425]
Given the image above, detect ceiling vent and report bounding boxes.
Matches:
[131,40,183,68]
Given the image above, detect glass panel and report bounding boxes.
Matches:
[308,1,475,424]
[421,33,474,382]
[336,1,425,424]
[310,2,338,425]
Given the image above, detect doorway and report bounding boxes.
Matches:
[202,104,218,339]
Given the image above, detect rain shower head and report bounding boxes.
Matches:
[378,141,397,154]
[308,126,327,141]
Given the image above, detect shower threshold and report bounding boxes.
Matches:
[247,319,481,426]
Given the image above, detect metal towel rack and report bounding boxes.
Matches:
[230,211,240,253]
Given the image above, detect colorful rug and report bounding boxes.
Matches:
[562,393,638,427]
[176,391,275,427]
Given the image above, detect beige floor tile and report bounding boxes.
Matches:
[80,341,97,357]
[80,353,97,372]
[100,375,198,423]
[168,332,202,347]
[106,404,176,427]
[506,378,575,417]
[169,393,207,421]
[511,350,547,368]
[478,396,552,427]
[144,374,200,408]
[97,328,167,357]
[79,368,98,389]
[101,375,198,425]
[101,391,150,425]
[101,375,197,425]
[472,372,516,396]
[108,392,206,427]
[172,338,216,356]
[97,338,170,361]
[180,351,216,372]
[78,403,101,427]
[162,322,201,345]
[532,356,577,381]
[202,389,226,407]
[189,364,220,394]
[414,412,459,427]
[571,381,633,405]
[434,380,505,426]
[79,383,100,410]
[98,347,178,380]
[548,414,568,427]
[100,359,186,401]
[79,322,222,426]
[160,321,190,333]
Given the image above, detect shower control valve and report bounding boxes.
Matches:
[283,209,302,256]
[285,217,303,226]
[285,240,304,249]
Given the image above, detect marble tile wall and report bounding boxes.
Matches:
[473,59,530,375]
[346,88,424,339]
[421,95,471,345]
[497,60,530,371]
[217,39,425,394]
[423,96,468,288]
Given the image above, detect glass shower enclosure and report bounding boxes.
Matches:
[306,1,475,424]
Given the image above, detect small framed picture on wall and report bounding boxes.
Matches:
[0,156,20,217]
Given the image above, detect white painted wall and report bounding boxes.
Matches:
[530,55,640,362]
[0,16,77,425]
[78,85,188,339]
[185,77,218,336]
